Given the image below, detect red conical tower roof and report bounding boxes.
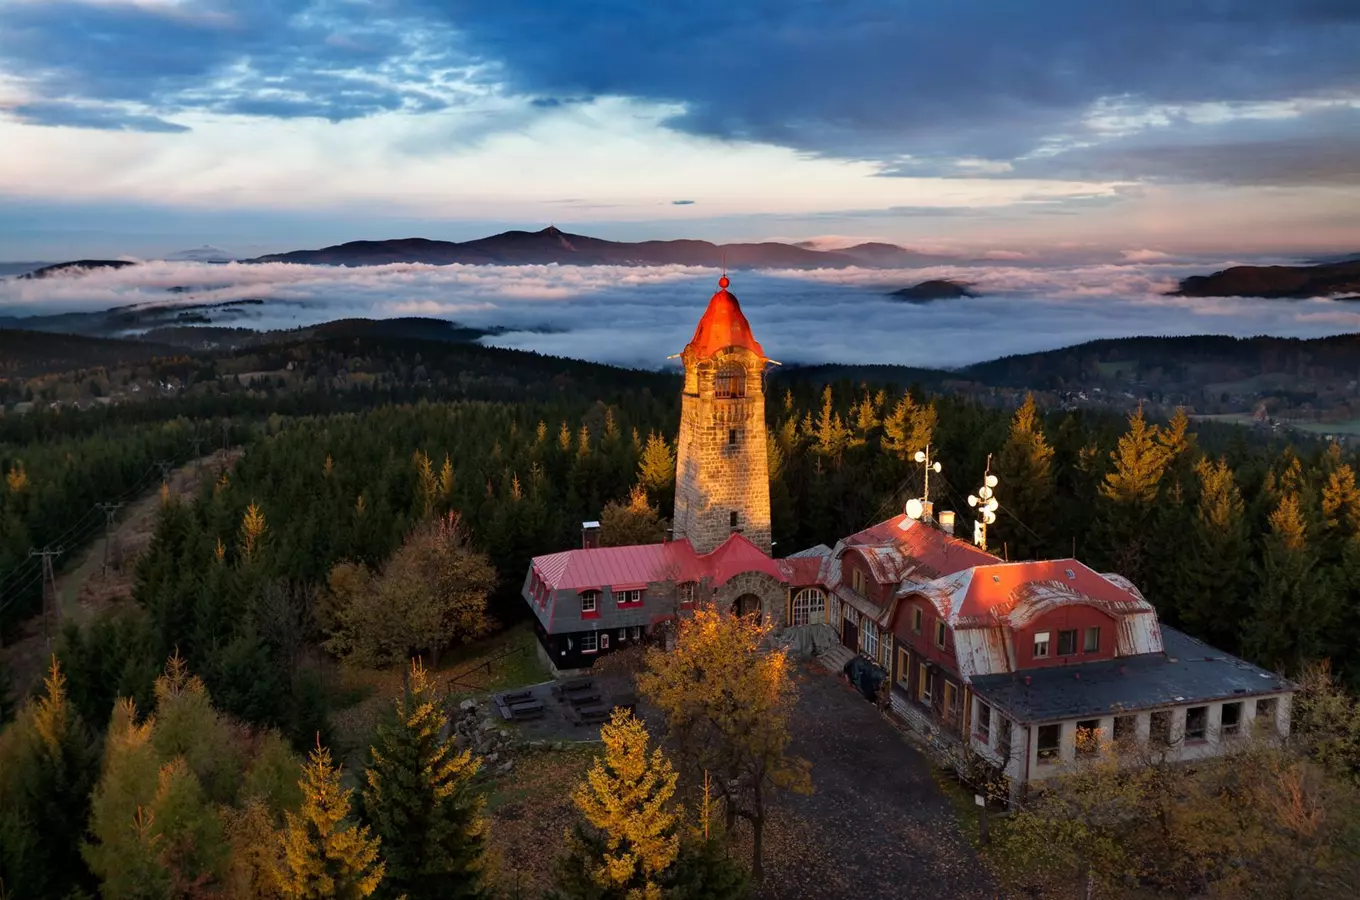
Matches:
[685,275,765,359]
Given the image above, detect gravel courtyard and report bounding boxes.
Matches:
[750,665,998,900]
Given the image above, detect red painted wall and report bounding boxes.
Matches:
[1015,605,1118,669]
[840,550,895,609]
[891,598,959,672]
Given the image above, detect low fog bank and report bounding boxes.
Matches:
[3,259,1358,369]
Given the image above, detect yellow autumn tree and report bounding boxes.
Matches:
[6,460,28,493]
[439,453,455,504]
[239,502,268,562]
[571,709,681,899]
[413,450,439,518]
[276,744,384,900]
[637,607,810,881]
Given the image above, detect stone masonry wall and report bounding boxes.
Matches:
[672,346,772,554]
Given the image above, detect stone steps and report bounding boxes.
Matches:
[818,642,856,674]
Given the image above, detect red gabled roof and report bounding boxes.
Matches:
[844,514,1000,582]
[685,276,765,359]
[531,532,782,594]
[907,558,1148,626]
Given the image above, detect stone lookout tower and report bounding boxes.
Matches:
[671,275,773,555]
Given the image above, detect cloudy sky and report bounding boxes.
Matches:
[1,0,1358,260]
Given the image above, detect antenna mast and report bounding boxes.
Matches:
[968,454,999,551]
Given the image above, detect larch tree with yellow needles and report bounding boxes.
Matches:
[637,607,810,882]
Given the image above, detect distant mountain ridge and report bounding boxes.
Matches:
[1172,259,1360,299]
[249,225,951,269]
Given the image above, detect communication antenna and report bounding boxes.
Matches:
[913,444,942,506]
[967,454,1000,551]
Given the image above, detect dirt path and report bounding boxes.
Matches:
[1,449,243,698]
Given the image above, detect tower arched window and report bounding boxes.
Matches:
[714,362,746,399]
[791,588,827,626]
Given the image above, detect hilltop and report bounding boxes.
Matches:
[248,225,952,269]
[1171,259,1360,299]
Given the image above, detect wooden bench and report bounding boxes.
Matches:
[573,705,611,726]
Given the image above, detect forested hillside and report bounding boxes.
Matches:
[3,335,1360,898]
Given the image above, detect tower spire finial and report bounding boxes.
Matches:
[719,252,729,289]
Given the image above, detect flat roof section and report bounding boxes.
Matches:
[970,626,1294,724]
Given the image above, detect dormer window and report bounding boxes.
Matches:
[934,620,947,649]
[678,581,698,608]
[615,588,644,607]
[1033,631,1050,659]
[581,591,600,616]
[851,568,868,596]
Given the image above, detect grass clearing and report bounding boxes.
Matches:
[328,622,550,772]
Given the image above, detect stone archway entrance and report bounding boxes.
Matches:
[732,593,763,619]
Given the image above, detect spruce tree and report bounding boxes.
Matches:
[0,657,99,898]
[1093,406,1171,582]
[361,661,488,900]
[277,743,385,900]
[1178,458,1251,653]
[1244,493,1334,672]
[552,709,681,899]
[993,394,1055,560]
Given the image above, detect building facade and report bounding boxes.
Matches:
[520,274,1295,791]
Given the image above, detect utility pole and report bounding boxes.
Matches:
[96,502,124,577]
[189,435,204,475]
[220,419,232,474]
[29,547,63,649]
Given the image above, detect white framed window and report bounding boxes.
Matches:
[615,589,643,606]
[792,588,826,626]
[581,632,598,653]
[619,628,627,641]
[678,581,697,606]
[1221,701,1242,737]
[1037,724,1061,764]
[1033,631,1050,659]
[581,591,599,614]
[861,618,879,659]
[632,626,642,640]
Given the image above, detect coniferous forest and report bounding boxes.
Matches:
[3,336,1360,899]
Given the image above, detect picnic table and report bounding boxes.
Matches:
[573,704,611,726]
[567,691,602,707]
[552,678,596,699]
[494,693,546,721]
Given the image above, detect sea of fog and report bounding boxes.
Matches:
[3,259,1359,370]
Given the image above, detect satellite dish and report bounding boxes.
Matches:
[967,494,979,507]
[986,498,999,513]
[906,498,925,520]
[986,474,999,488]
[914,451,926,463]
[979,486,993,501]
[932,461,942,473]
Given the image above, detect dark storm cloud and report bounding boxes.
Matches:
[422,0,1360,165]
[1,0,1357,189]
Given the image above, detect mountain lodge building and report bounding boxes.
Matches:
[522,275,1294,790]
